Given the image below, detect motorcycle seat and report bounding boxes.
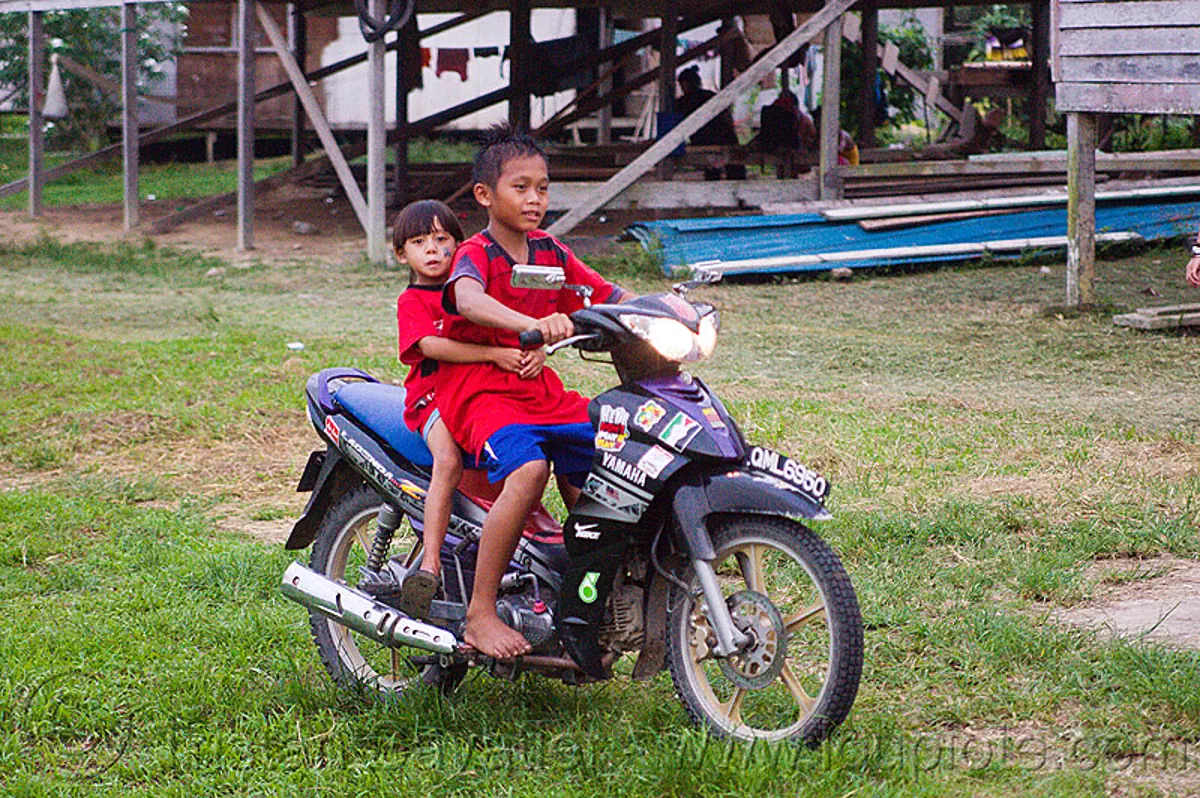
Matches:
[333,382,434,469]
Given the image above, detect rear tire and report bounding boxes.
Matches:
[666,515,862,743]
[308,484,467,696]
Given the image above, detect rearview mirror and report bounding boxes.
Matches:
[510,264,566,290]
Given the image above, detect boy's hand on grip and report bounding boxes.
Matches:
[533,313,573,345]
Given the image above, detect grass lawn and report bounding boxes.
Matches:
[1,234,1198,796]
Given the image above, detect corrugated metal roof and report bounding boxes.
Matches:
[627,198,1200,276]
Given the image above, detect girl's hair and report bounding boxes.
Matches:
[471,121,546,188]
[391,199,465,252]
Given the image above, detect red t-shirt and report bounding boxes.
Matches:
[440,229,624,456]
[396,284,445,432]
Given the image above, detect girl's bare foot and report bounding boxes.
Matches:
[464,611,532,660]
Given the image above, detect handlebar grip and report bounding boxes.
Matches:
[518,329,544,349]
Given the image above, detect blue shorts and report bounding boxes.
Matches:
[481,422,595,487]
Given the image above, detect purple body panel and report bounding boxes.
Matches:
[639,374,742,458]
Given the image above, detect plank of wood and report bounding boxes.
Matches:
[1133,303,1200,316]
[1057,82,1200,115]
[857,207,1023,231]
[1059,26,1200,57]
[1059,1,1197,28]
[1060,55,1200,84]
[842,149,1200,178]
[1113,309,1200,330]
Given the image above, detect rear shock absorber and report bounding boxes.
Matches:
[366,503,403,572]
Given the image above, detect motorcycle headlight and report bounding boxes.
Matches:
[619,314,717,363]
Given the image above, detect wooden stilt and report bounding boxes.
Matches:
[819,6,843,201]
[393,15,415,208]
[656,0,679,179]
[28,11,44,217]
[858,1,878,149]
[236,0,255,251]
[509,0,531,130]
[597,6,613,146]
[1030,0,1050,151]
[290,3,307,168]
[1066,112,1098,307]
[366,0,387,263]
[121,2,139,230]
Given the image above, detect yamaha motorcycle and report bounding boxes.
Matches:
[280,267,863,743]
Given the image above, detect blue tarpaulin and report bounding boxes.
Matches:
[625,198,1200,276]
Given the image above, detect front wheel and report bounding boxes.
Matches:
[667,515,863,744]
[308,484,467,696]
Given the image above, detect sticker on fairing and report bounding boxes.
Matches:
[582,473,649,520]
[579,571,600,603]
[324,416,340,444]
[595,405,630,452]
[659,412,702,451]
[636,445,676,479]
[601,451,648,487]
[702,406,725,428]
[634,400,667,432]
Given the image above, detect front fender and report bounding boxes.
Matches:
[671,469,830,560]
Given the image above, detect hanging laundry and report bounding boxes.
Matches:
[473,46,500,58]
[43,53,68,119]
[436,48,469,81]
[421,47,431,69]
[504,36,593,97]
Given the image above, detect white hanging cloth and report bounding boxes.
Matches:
[43,53,68,119]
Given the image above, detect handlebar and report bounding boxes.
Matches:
[518,329,544,349]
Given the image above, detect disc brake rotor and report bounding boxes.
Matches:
[718,590,788,690]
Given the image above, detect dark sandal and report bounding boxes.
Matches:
[398,569,439,618]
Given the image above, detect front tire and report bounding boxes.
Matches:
[308,484,466,696]
[667,516,862,743]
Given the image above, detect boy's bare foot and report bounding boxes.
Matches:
[464,612,532,660]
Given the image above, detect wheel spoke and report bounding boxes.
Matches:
[736,544,766,593]
[780,662,816,716]
[720,687,747,726]
[784,601,826,632]
[353,524,372,556]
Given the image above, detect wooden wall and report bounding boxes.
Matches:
[1052,0,1200,114]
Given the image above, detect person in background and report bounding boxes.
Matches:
[676,65,746,180]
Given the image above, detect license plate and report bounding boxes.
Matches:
[747,446,829,502]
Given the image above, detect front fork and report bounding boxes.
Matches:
[691,558,752,656]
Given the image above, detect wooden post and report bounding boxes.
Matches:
[236,0,255,251]
[657,0,679,179]
[121,3,139,230]
[366,0,387,263]
[858,1,878,149]
[546,0,857,236]
[719,17,735,88]
[393,20,411,207]
[597,6,613,146]
[28,11,44,218]
[1066,112,1097,307]
[509,0,531,130]
[290,3,307,168]
[1029,0,1049,150]
[819,6,843,201]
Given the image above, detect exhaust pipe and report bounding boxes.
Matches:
[281,562,458,654]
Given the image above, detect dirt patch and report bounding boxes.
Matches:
[1057,556,1200,650]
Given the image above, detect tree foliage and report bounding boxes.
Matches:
[838,16,935,137]
[0,5,187,149]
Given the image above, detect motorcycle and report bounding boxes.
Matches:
[279,267,863,743]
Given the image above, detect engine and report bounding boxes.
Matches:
[598,559,648,652]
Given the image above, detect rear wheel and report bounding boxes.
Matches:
[667,516,862,743]
[308,484,467,696]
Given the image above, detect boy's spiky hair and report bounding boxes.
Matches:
[472,122,546,188]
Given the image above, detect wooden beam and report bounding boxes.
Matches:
[547,0,857,237]
[597,6,613,146]
[819,5,843,201]
[28,10,44,217]
[509,0,531,130]
[1029,0,1049,150]
[121,3,139,230]
[366,0,387,263]
[840,149,1200,178]
[858,2,878,149]
[236,0,255,251]
[393,15,414,206]
[255,2,368,232]
[1066,112,1098,307]
[290,3,307,168]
